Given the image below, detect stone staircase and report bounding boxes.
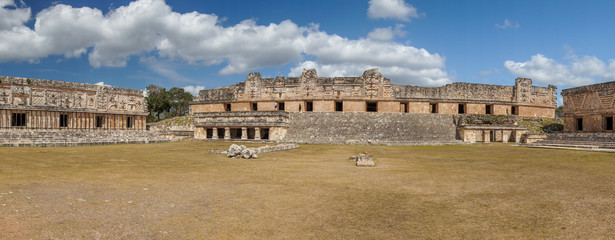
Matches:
[526,133,615,152]
[0,129,177,147]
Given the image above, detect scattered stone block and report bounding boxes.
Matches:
[350,153,375,167]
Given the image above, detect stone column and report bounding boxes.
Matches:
[502,130,511,143]
[484,130,491,143]
[241,127,247,140]
[255,127,261,140]
[469,131,476,144]
[212,127,218,140]
[514,130,525,143]
[224,127,230,140]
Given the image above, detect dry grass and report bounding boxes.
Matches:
[1,141,614,239]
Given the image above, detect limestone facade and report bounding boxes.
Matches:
[0,76,147,131]
[191,69,556,142]
[562,81,615,133]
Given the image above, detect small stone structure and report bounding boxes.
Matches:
[350,153,375,167]
[190,69,556,144]
[562,81,615,133]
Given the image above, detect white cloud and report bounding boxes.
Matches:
[183,85,205,96]
[495,19,520,29]
[289,61,450,87]
[504,53,615,87]
[367,0,419,22]
[0,0,30,31]
[94,81,111,86]
[367,24,406,41]
[0,0,450,86]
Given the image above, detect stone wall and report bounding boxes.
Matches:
[0,129,173,147]
[0,76,146,114]
[0,76,148,131]
[562,81,615,133]
[191,69,556,118]
[283,112,461,145]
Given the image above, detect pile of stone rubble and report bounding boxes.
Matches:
[349,153,375,167]
[224,143,299,159]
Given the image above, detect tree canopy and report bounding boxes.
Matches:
[145,84,193,122]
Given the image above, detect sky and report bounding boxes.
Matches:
[2,0,615,105]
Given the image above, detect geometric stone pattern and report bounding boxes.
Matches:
[562,81,615,133]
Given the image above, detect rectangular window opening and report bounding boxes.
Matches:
[486,105,492,115]
[306,101,313,112]
[278,102,285,111]
[225,103,231,112]
[576,118,583,131]
[127,116,133,129]
[401,103,408,113]
[252,103,258,111]
[606,116,613,131]
[458,104,465,114]
[335,101,343,112]
[11,113,26,127]
[366,102,378,112]
[60,114,68,128]
[430,103,437,113]
[511,106,518,115]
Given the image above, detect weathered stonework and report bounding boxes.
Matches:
[562,81,615,133]
[192,69,556,117]
[190,69,557,144]
[0,76,158,146]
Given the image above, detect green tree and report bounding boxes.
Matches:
[555,106,563,119]
[167,87,193,118]
[145,84,170,122]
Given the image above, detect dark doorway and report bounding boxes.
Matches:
[366,102,378,112]
[217,128,225,138]
[225,103,231,112]
[230,128,241,139]
[248,128,256,139]
[486,105,492,114]
[278,102,285,111]
[11,113,26,127]
[261,128,270,140]
[606,116,613,131]
[335,101,343,112]
[252,103,258,111]
[206,128,213,138]
[511,106,518,115]
[576,118,583,131]
[126,116,133,129]
[430,103,437,113]
[60,114,68,128]
[96,116,103,128]
[306,101,313,112]
[458,104,465,114]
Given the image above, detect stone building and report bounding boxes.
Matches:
[562,81,615,133]
[191,69,556,144]
[0,76,166,146]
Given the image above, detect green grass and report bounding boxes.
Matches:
[1,141,614,239]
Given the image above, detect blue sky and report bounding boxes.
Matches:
[1,0,615,105]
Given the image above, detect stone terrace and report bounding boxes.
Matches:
[527,133,615,152]
[0,129,175,147]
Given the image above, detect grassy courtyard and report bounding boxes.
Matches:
[0,141,614,239]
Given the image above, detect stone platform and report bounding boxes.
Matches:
[0,129,175,147]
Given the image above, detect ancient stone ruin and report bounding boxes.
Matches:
[0,76,171,146]
[191,69,556,145]
[525,81,615,152]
